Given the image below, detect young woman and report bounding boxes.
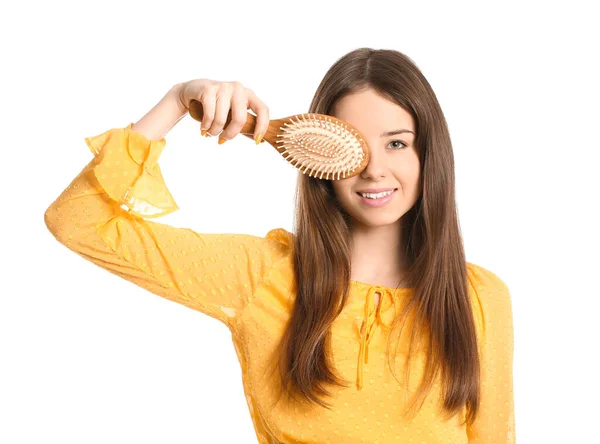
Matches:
[44,48,515,443]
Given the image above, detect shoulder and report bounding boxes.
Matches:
[265,227,295,249]
[262,227,295,265]
[466,262,509,296]
[220,228,294,272]
[466,262,514,338]
[262,228,296,295]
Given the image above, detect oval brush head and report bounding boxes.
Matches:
[188,99,370,180]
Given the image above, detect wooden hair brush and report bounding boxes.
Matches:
[188,99,370,180]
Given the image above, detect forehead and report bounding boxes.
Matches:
[332,88,415,134]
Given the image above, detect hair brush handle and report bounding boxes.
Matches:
[187,99,370,180]
[188,99,271,143]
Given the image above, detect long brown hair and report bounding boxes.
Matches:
[271,47,480,427]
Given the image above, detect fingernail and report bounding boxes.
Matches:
[201,129,208,136]
[218,137,227,145]
[255,133,263,145]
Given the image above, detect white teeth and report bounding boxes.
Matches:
[359,190,394,199]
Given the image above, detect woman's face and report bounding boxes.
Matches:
[330,88,421,229]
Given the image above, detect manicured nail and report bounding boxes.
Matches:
[201,129,208,136]
[218,137,227,145]
[255,133,263,145]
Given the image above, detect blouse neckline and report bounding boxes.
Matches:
[349,279,413,293]
[348,280,412,390]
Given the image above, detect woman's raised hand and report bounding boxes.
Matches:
[175,79,270,144]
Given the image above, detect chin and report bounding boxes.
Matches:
[351,213,404,228]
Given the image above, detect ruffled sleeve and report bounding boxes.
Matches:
[84,122,179,218]
[44,123,290,331]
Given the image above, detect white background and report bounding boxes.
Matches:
[2,0,598,442]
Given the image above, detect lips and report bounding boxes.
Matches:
[356,188,397,194]
[356,189,397,207]
[356,188,397,196]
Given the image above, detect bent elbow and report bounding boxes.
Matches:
[44,201,70,246]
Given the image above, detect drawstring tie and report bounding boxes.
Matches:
[357,286,397,390]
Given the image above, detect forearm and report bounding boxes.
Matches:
[132,84,187,141]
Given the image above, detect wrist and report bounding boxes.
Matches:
[132,85,188,141]
[169,83,186,114]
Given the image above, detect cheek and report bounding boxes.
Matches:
[331,180,354,198]
[397,160,420,192]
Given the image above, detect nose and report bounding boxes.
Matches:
[360,146,387,180]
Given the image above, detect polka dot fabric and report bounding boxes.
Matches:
[44,124,515,443]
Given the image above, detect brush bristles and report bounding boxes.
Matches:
[276,114,366,180]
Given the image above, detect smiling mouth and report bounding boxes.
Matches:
[356,188,398,198]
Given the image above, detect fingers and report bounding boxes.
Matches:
[196,81,268,144]
[246,89,270,143]
[218,86,248,142]
[208,92,232,138]
[199,85,217,135]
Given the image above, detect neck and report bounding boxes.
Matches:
[349,221,407,285]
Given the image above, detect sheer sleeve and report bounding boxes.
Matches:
[44,123,291,331]
[466,262,516,443]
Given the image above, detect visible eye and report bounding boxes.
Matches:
[387,140,407,150]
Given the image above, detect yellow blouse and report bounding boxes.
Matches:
[44,123,516,443]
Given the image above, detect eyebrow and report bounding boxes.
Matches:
[380,129,415,137]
